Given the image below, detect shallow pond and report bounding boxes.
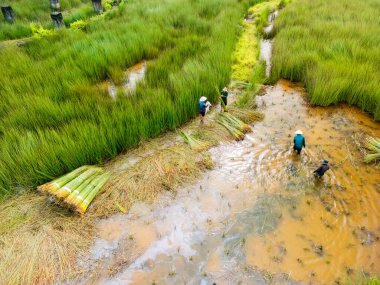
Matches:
[80,80,380,285]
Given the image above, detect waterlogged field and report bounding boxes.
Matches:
[271,0,380,120]
[0,0,258,197]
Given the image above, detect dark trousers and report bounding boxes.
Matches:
[293,145,302,154]
[221,96,227,106]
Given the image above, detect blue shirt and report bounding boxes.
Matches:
[294,134,306,149]
[199,101,206,113]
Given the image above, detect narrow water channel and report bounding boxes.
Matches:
[80,80,380,285]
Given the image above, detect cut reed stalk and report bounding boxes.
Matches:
[54,167,102,199]
[77,173,110,214]
[364,137,380,163]
[37,165,90,194]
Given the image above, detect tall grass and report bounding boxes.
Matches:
[0,0,254,197]
[0,0,94,40]
[270,0,380,120]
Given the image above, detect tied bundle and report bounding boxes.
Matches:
[38,165,110,214]
[216,113,252,141]
[179,131,210,151]
[364,137,380,163]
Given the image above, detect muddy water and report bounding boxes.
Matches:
[102,61,147,99]
[260,11,277,77]
[82,81,380,285]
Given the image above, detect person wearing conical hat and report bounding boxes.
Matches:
[199,96,207,125]
[313,160,330,177]
[221,87,229,111]
[293,130,305,154]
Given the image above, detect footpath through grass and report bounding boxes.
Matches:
[270,0,380,120]
[0,0,258,197]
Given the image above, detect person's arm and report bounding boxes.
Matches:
[303,138,306,147]
[294,137,296,144]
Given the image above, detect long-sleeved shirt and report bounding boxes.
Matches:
[314,163,330,176]
[294,134,306,149]
[221,90,228,98]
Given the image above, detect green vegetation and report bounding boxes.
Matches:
[232,0,281,83]
[0,0,95,40]
[0,0,262,197]
[271,0,380,119]
[364,137,380,163]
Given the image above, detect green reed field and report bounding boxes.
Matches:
[0,0,97,40]
[271,0,380,120]
[0,0,266,197]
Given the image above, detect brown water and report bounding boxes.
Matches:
[79,80,380,285]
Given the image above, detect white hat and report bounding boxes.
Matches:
[199,96,207,102]
[295,130,303,135]
[223,87,228,91]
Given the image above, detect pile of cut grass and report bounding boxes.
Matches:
[271,0,380,120]
[0,0,255,197]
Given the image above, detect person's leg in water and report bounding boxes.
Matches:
[293,145,302,154]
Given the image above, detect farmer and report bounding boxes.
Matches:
[313,159,330,177]
[221,87,229,111]
[293,130,306,154]
[199,96,207,125]
[313,160,330,177]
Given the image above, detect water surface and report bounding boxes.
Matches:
[82,81,380,285]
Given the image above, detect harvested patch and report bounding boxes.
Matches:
[216,112,252,140]
[229,106,264,124]
[0,194,94,285]
[92,145,214,218]
[179,131,210,151]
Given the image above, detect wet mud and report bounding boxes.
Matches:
[79,81,380,285]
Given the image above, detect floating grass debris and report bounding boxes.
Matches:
[364,137,380,163]
[216,113,252,141]
[38,166,110,214]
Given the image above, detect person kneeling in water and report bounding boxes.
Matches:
[314,160,330,177]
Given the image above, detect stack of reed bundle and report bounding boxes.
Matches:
[38,165,110,214]
[216,112,252,141]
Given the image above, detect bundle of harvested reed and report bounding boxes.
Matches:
[216,113,252,140]
[229,107,264,124]
[364,137,380,163]
[179,131,209,151]
[38,166,110,214]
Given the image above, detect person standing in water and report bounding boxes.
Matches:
[221,87,228,111]
[293,130,306,154]
[313,160,330,177]
[199,96,207,125]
